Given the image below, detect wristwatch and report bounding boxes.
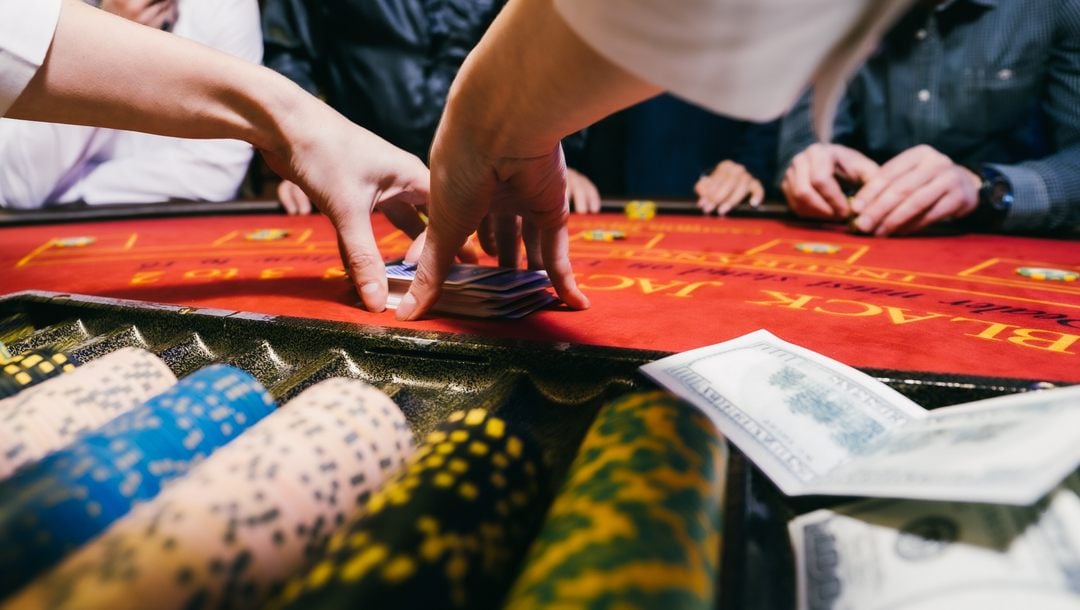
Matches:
[968,166,1013,230]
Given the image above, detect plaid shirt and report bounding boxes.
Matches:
[779,0,1080,233]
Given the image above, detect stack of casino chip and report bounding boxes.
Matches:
[0,347,79,399]
[504,391,728,610]
[3,378,414,610]
[0,364,274,597]
[0,347,177,480]
[0,314,34,362]
[272,408,550,610]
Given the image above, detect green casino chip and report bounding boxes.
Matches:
[582,229,626,242]
[1015,267,1078,282]
[53,236,96,248]
[0,314,33,345]
[504,391,728,610]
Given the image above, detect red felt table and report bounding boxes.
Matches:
[1,212,1077,382]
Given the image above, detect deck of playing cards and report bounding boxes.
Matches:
[384,263,558,319]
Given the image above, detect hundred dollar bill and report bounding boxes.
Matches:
[789,475,1080,610]
[640,330,1080,504]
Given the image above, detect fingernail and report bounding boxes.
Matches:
[395,292,417,320]
[360,282,385,313]
[853,216,873,233]
[750,197,763,207]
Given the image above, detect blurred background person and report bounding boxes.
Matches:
[0,0,261,209]
[569,93,779,216]
[262,0,602,215]
[778,0,1080,236]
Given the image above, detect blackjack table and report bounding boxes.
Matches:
[0,199,1076,610]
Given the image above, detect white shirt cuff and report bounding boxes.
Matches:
[0,0,63,116]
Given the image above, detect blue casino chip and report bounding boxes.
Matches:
[0,364,275,596]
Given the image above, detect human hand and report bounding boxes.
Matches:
[781,143,879,220]
[397,137,589,320]
[849,145,980,236]
[694,160,765,216]
[100,0,178,30]
[260,100,430,313]
[276,179,313,215]
[566,167,601,214]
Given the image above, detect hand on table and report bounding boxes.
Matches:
[694,160,764,216]
[260,104,431,313]
[781,143,879,220]
[100,0,178,30]
[849,145,981,236]
[566,167,601,214]
[397,138,590,321]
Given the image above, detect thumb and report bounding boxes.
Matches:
[397,226,467,320]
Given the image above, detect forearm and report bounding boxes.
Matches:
[441,0,660,160]
[8,0,306,155]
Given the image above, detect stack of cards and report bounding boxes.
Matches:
[385,263,557,319]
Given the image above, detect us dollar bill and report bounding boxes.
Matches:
[640,330,1080,504]
[789,475,1080,610]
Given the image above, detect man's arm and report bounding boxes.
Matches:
[8,0,431,313]
[397,0,661,320]
[981,1,1080,233]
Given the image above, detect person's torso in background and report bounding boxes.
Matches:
[846,0,1055,167]
[315,0,504,160]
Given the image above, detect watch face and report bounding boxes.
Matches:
[979,171,1013,214]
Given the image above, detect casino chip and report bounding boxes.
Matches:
[794,242,842,254]
[4,378,414,610]
[582,229,626,242]
[0,364,275,597]
[624,200,657,221]
[0,347,177,481]
[0,315,33,346]
[1015,267,1079,282]
[505,391,728,610]
[52,236,96,248]
[273,408,549,610]
[245,229,291,241]
[0,348,79,400]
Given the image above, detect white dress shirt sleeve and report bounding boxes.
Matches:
[0,0,62,116]
[63,0,262,205]
[553,0,914,139]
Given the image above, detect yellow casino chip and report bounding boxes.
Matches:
[245,229,291,241]
[624,200,657,221]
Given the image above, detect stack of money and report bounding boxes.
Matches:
[641,330,1080,506]
[789,476,1080,610]
[642,330,1080,609]
[384,263,557,319]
